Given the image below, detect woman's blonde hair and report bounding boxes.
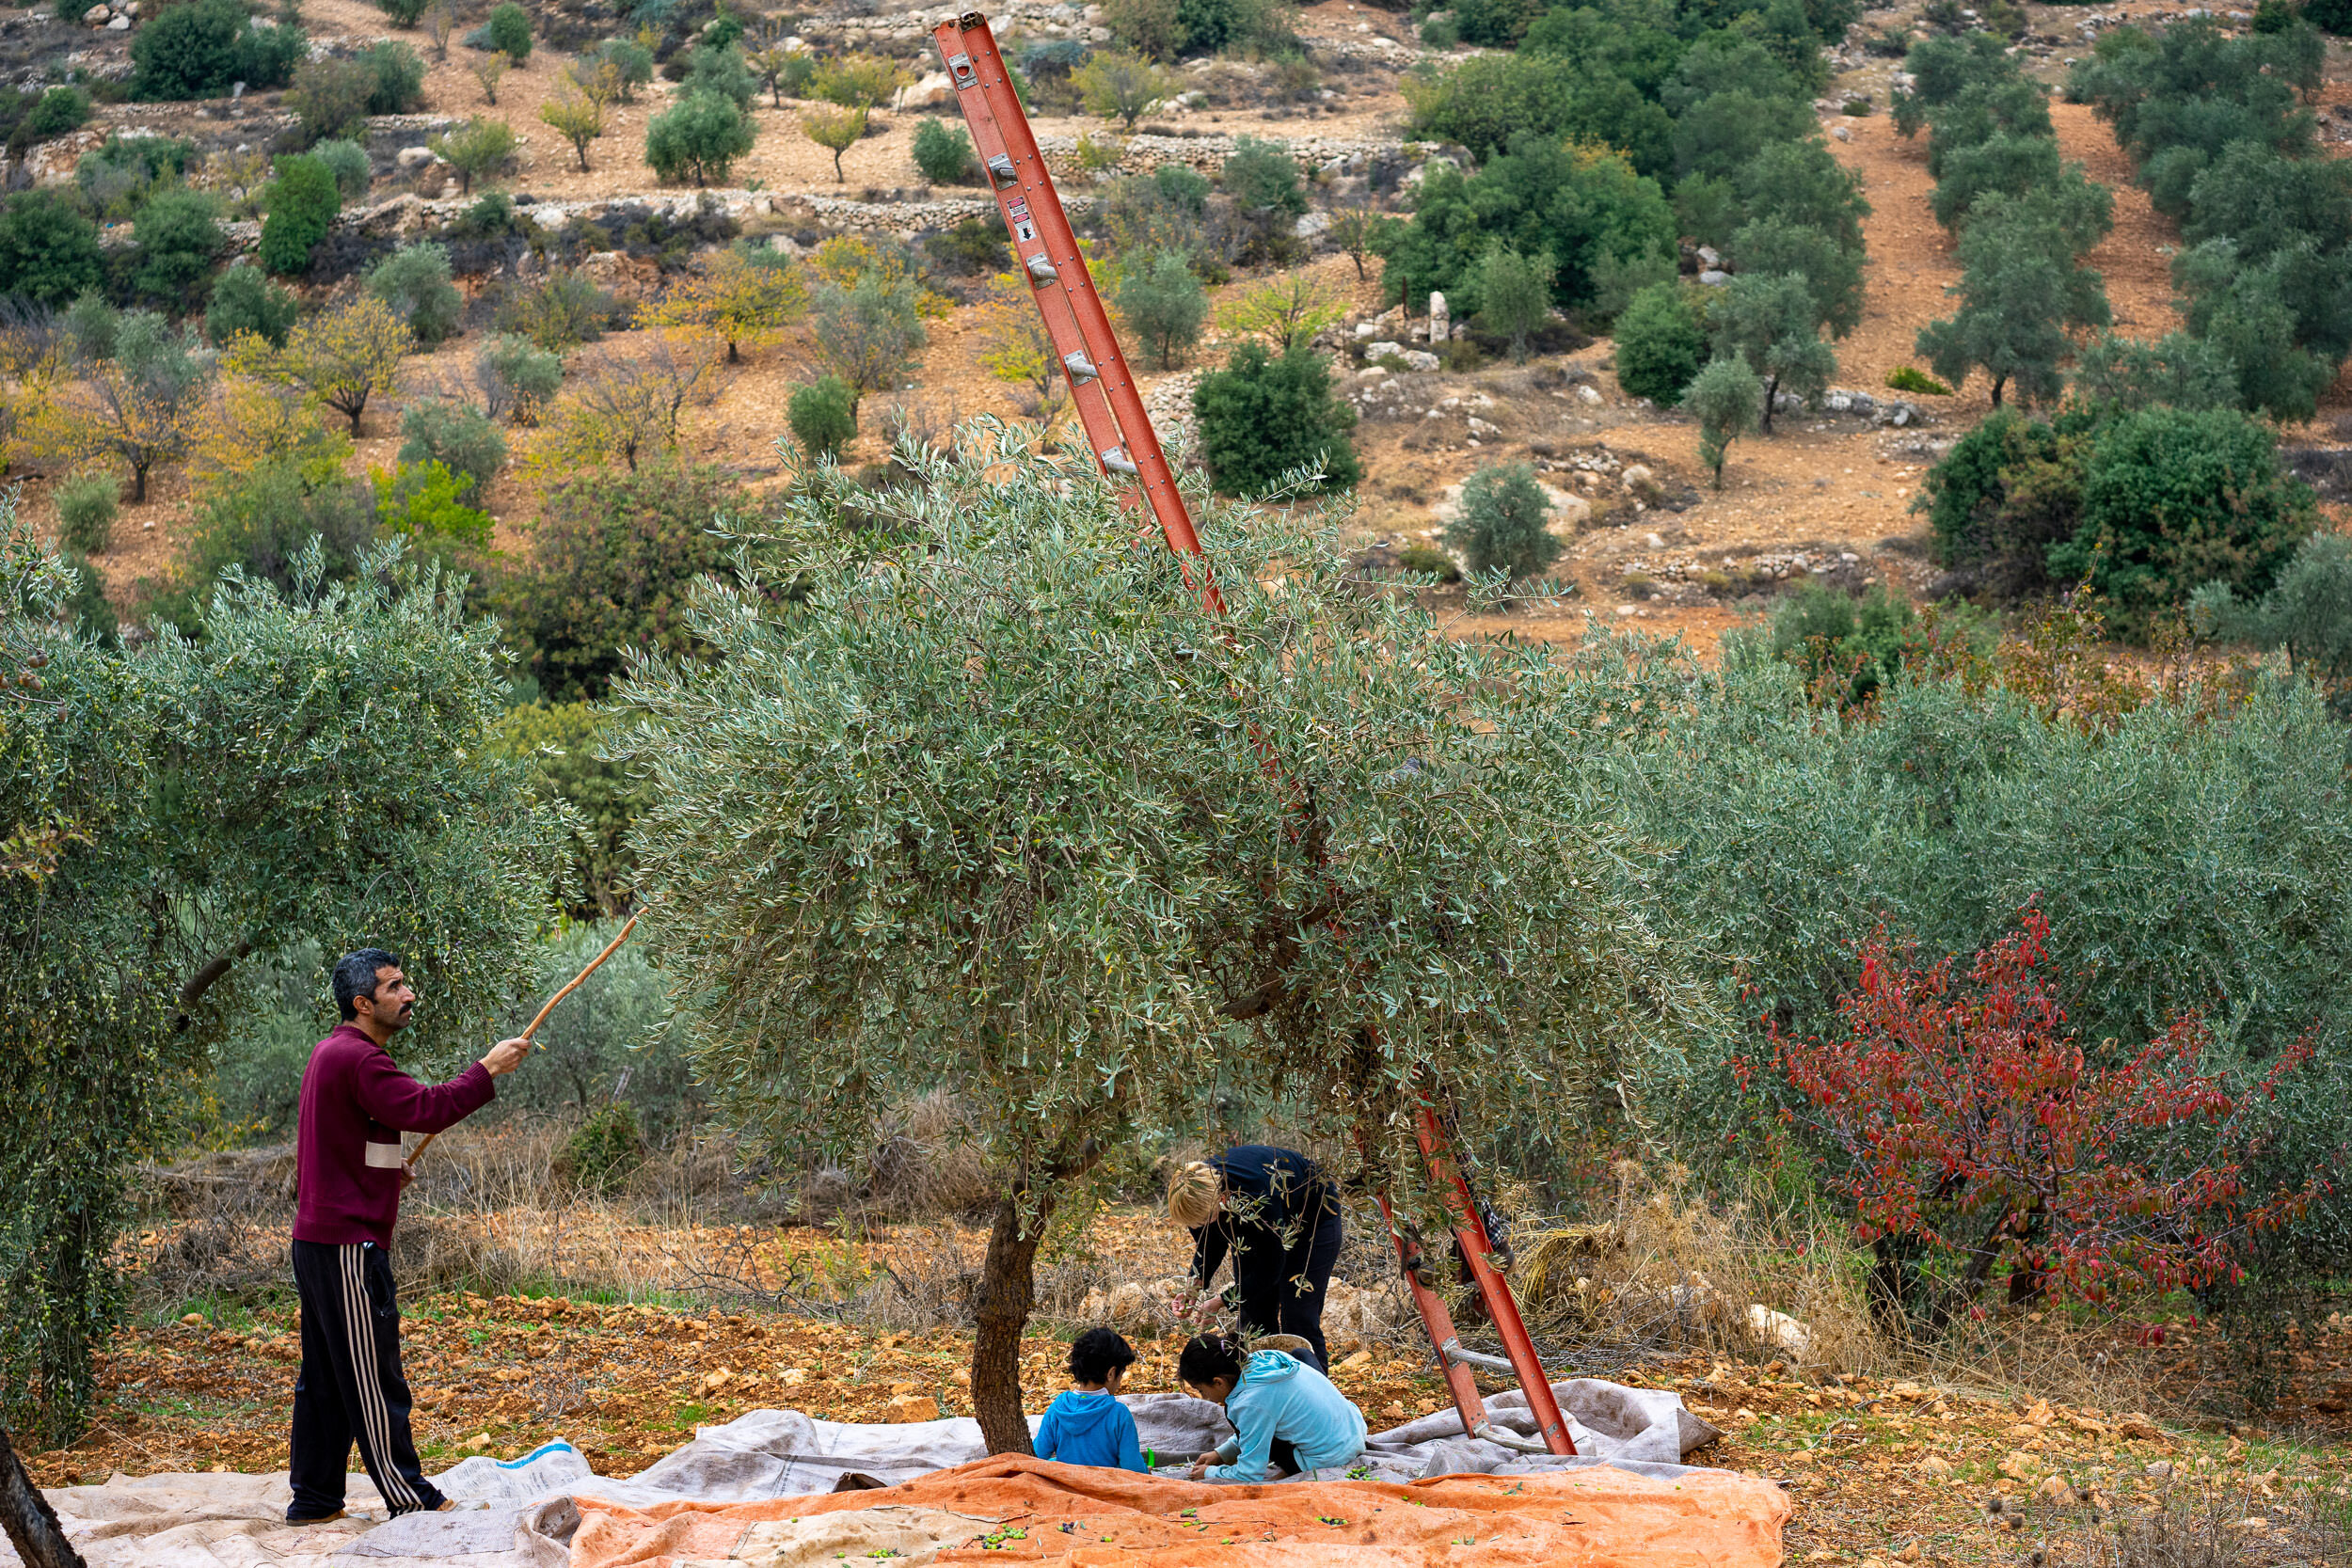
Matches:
[1166,1161,1223,1228]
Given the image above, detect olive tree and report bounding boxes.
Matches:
[0,516,555,1474]
[609,429,1712,1454]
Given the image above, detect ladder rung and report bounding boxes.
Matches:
[1101,447,1139,475]
[1025,254,1059,284]
[1470,1420,1551,1455]
[987,153,1017,186]
[1441,1338,1516,1375]
[1062,349,1100,384]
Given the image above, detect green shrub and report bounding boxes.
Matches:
[129,188,223,308]
[788,375,858,458]
[311,137,373,200]
[1191,341,1360,497]
[2054,405,2314,638]
[1118,248,1207,370]
[161,456,377,630]
[0,191,104,306]
[379,0,430,24]
[1220,135,1306,216]
[1764,580,1921,707]
[644,91,755,186]
[132,0,302,101]
[2193,529,2352,717]
[206,263,299,347]
[287,55,373,144]
[365,242,464,344]
[497,460,746,701]
[498,269,612,351]
[54,474,119,556]
[485,2,532,62]
[684,41,756,108]
[258,154,340,277]
[24,87,90,141]
[478,716,657,920]
[399,400,506,499]
[362,40,429,113]
[373,458,492,546]
[1612,281,1705,404]
[912,117,977,184]
[558,1101,644,1196]
[595,38,657,99]
[475,332,563,421]
[63,292,119,361]
[1885,364,1951,395]
[1446,460,1560,581]
[1682,353,1762,487]
[74,135,195,219]
[1394,542,1461,581]
[925,215,1008,276]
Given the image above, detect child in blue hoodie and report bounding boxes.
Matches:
[1033,1328,1149,1471]
[1177,1333,1368,1482]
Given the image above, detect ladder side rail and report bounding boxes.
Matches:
[1413,1105,1575,1454]
[945,15,1203,561]
[931,32,1130,466]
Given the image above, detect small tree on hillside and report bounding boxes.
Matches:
[1475,245,1555,362]
[1916,193,2111,407]
[35,312,215,502]
[1708,271,1836,433]
[649,92,757,186]
[797,103,866,184]
[230,293,414,435]
[1447,460,1561,581]
[1192,341,1360,496]
[810,272,927,404]
[975,276,1065,421]
[1074,51,1174,130]
[607,440,1711,1451]
[644,248,805,363]
[430,119,517,196]
[1213,271,1343,352]
[540,87,609,172]
[1117,247,1206,370]
[521,334,723,478]
[1683,353,1761,488]
[485,1,532,63]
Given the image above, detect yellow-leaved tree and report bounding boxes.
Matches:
[1214,271,1344,351]
[33,314,215,501]
[184,376,353,489]
[521,332,723,479]
[973,274,1064,423]
[229,294,414,436]
[643,248,806,363]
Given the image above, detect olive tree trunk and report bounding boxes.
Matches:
[0,1422,85,1568]
[969,1134,1106,1455]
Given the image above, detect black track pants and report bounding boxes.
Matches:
[288,1240,443,1520]
[1232,1207,1344,1372]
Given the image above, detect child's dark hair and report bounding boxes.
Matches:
[1069,1326,1136,1386]
[1177,1332,1244,1389]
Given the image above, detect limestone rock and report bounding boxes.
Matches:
[83,4,110,24]
[883,1394,941,1423]
[1745,1304,1812,1357]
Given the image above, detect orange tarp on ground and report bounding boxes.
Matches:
[569,1455,1792,1568]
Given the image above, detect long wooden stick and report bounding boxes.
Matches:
[404,910,643,1173]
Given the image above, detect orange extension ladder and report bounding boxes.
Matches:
[930,10,1574,1460]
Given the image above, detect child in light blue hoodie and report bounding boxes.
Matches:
[1178,1333,1368,1482]
[1033,1328,1149,1471]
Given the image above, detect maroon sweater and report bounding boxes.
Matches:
[294,1023,496,1246]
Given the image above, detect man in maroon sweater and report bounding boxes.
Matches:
[286,948,530,1524]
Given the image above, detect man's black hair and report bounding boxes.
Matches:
[1069,1326,1136,1386]
[1177,1332,1244,1390]
[333,947,404,1022]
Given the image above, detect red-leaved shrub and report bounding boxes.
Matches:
[1751,907,2312,1311]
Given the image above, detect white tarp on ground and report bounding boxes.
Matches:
[14,1381,1723,1568]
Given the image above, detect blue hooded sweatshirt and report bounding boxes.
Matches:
[1033,1389,1148,1472]
[1207,1350,1368,1482]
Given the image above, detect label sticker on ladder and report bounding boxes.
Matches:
[1014,220,1037,242]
